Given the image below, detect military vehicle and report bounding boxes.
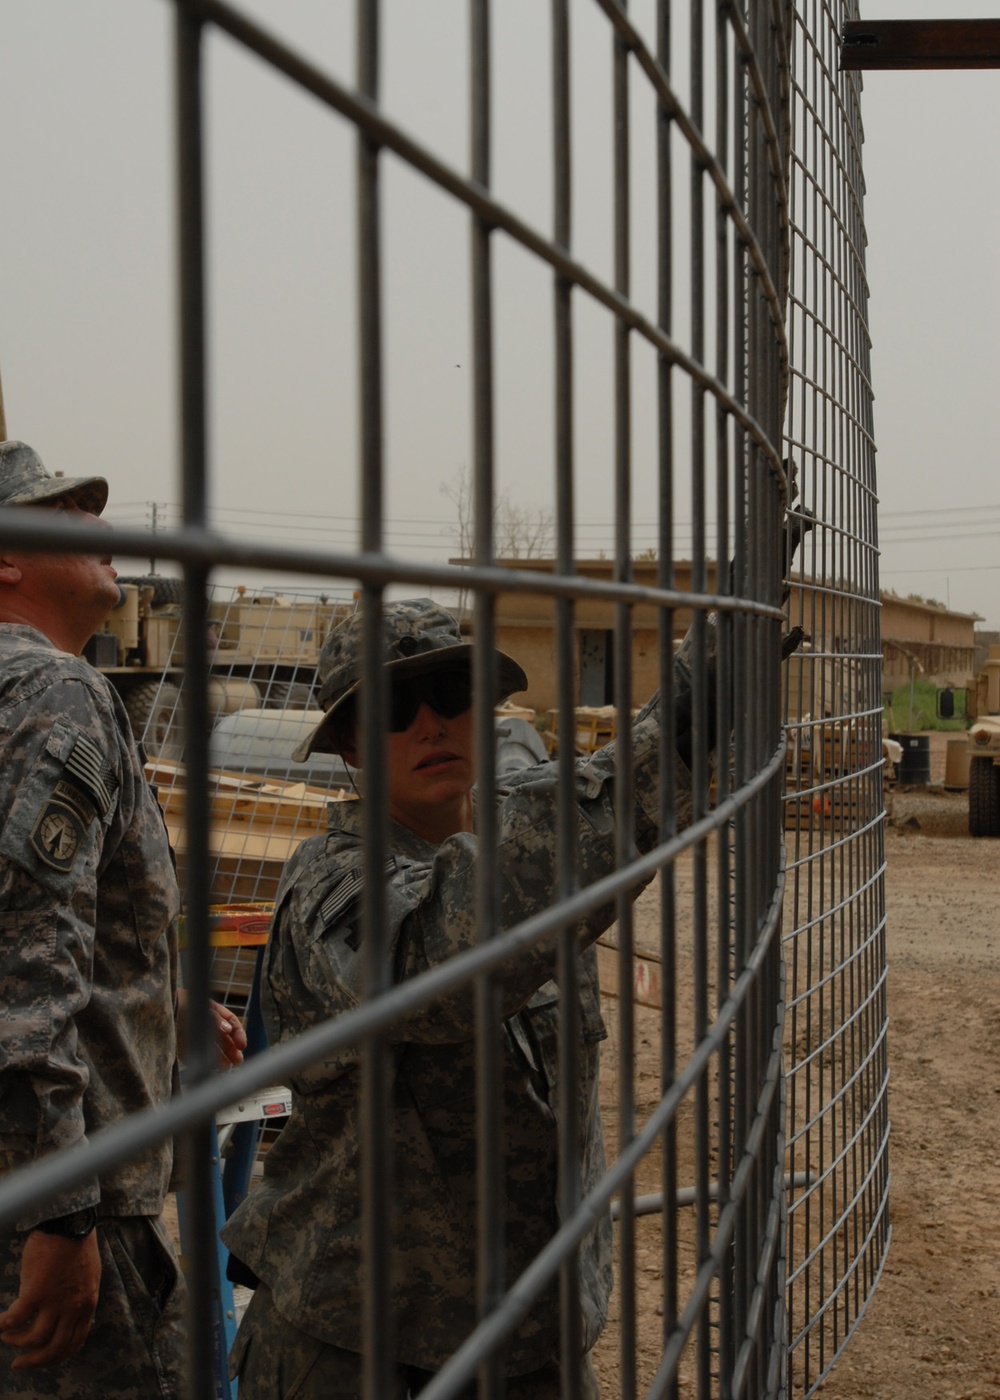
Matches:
[83,576,351,760]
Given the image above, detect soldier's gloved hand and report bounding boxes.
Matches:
[781,457,816,605]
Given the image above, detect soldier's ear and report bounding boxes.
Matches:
[0,555,23,585]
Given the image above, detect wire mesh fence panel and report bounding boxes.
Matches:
[94,583,357,909]
[783,2,891,1394]
[0,3,891,1399]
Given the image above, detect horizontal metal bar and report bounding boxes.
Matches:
[0,738,789,1230]
[795,15,867,215]
[842,19,1000,71]
[177,0,789,493]
[647,1031,788,1390]
[785,1069,890,1212]
[784,1002,885,1131]
[780,866,888,955]
[615,1170,813,1218]
[784,809,887,871]
[785,1138,892,1299]
[786,1194,892,1359]
[420,884,790,1400]
[593,0,790,372]
[0,507,787,620]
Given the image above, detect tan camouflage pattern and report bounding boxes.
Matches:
[0,1216,186,1399]
[0,625,180,1227]
[223,675,695,1376]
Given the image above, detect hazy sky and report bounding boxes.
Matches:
[860,1,1000,627]
[2,1,998,623]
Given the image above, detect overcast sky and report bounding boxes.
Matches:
[860,0,1000,627]
[2,1,998,624]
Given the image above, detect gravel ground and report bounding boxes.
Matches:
[813,734,1000,1398]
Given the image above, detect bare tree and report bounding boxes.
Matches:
[440,467,554,561]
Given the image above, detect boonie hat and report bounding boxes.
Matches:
[0,440,108,517]
[295,597,527,759]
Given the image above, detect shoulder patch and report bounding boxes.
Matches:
[320,868,363,929]
[64,733,119,818]
[30,800,86,872]
[319,858,397,931]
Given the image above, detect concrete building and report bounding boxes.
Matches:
[458,559,980,718]
[878,592,979,692]
[466,558,717,717]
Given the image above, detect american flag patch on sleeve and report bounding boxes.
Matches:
[320,859,398,929]
[320,868,364,929]
[65,733,120,818]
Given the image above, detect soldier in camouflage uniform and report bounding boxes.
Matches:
[223,598,698,1398]
[0,441,245,1399]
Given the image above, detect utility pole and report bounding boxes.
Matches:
[149,501,166,573]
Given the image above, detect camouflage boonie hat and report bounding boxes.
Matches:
[0,440,108,516]
[295,598,528,759]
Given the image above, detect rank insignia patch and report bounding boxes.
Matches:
[30,800,85,872]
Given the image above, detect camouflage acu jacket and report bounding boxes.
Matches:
[0,626,179,1228]
[223,698,691,1374]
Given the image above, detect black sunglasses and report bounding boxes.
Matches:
[388,668,473,731]
[339,667,474,736]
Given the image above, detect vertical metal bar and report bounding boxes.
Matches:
[355,7,393,1400]
[687,2,713,1394]
[611,11,637,1399]
[552,4,584,1397]
[732,1,757,1388]
[782,0,891,1387]
[469,7,505,1397]
[655,5,680,1394]
[713,8,735,1393]
[174,8,214,1396]
[0,1,899,1394]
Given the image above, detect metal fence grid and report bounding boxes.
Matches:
[0,3,889,1398]
[783,1,891,1393]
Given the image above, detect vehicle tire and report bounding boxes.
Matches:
[260,680,317,711]
[968,756,1000,836]
[117,575,184,608]
[124,680,184,761]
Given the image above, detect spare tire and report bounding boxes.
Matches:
[117,575,184,608]
[124,680,184,760]
[261,680,317,711]
[968,756,1000,837]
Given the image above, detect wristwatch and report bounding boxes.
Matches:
[34,1207,98,1240]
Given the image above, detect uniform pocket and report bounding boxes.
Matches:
[105,1216,180,1322]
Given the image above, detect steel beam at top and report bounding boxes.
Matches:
[842,18,1000,70]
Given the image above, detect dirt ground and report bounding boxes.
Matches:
[592,731,1000,1397]
[204,732,1000,1395]
[811,736,1000,1399]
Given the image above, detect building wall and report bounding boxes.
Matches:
[475,562,981,713]
[879,594,979,689]
[484,559,716,716]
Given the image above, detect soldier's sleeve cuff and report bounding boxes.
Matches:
[16,1181,100,1234]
